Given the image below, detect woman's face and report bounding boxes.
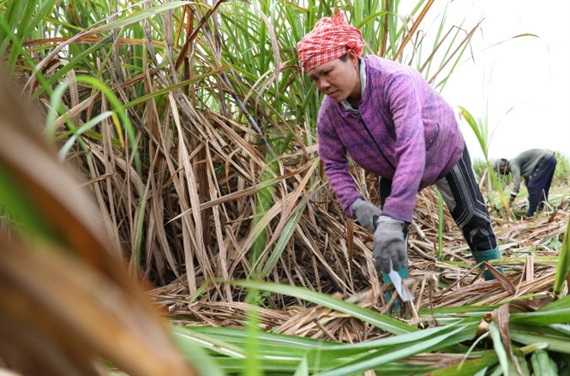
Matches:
[307,51,360,103]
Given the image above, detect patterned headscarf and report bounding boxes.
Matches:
[297,12,365,72]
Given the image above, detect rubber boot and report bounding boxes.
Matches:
[473,248,504,280]
[382,266,409,312]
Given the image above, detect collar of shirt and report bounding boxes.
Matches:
[340,57,366,113]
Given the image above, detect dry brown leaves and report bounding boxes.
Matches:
[0,69,197,376]
[149,187,569,341]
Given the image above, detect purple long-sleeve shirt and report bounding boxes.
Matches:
[317,55,465,223]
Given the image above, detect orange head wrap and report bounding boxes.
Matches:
[297,12,365,72]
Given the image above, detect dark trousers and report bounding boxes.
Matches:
[379,146,497,252]
[526,155,557,216]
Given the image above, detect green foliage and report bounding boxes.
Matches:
[554,219,570,296]
[460,106,517,219]
[459,106,492,161]
[172,280,570,375]
[554,151,570,185]
[437,191,445,260]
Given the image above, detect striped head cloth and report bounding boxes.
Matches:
[297,12,365,72]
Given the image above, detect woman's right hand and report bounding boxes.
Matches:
[352,198,382,232]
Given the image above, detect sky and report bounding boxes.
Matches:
[421,0,570,161]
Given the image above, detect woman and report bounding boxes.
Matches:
[297,13,502,285]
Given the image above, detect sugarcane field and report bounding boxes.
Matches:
[1,1,569,375]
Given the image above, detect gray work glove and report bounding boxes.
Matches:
[373,216,408,273]
[352,198,382,232]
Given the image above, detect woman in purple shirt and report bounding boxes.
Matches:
[297,13,502,289]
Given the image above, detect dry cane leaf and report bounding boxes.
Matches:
[491,304,523,376]
[0,70,197,376]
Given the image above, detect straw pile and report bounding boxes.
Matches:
[149,188,569,342]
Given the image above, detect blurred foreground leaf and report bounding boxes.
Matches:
[0,70,196,375]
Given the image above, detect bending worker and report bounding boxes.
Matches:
[494,149,557,217]
[297,13,502,286]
